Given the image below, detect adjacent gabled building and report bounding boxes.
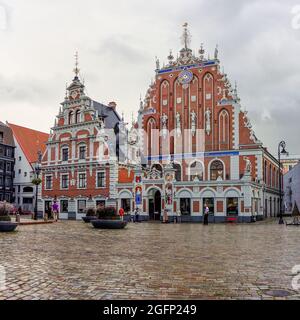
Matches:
[40,60,127,219]
[8,123,49,213]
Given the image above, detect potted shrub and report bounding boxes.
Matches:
[0,201,18,232]
[82,207,97,223]
[91,207,127,229]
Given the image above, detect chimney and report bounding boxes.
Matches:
[108,101,117,110]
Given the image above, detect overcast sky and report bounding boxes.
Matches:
[0,0,299,156]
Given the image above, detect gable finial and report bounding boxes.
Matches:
[73,51,80,78]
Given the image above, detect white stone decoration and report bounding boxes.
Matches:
[190,110,197,136]
[205,109,211,135]
[176,112,181,136]
[205,93,211,100]
[161,113,168,129]
[177,97,182,104]
[191,95,196,102]
[162,99,168,106]
[244,156,252,174]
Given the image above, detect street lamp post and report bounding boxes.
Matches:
[33,151,42,220]
[278,141,288,225]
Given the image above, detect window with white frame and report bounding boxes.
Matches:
[61,174,69,189]
[96,171,105,188]
[45,175,52,190]
[79,145,86,160]
[78,172,86,188]
[62,147,69,161]
[77,200,86,213]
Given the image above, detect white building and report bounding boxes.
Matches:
[8,123,49,214]
[284,162,300,213]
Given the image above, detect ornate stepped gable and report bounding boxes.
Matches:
[139,23,261,156]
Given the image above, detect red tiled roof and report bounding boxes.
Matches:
[7,123,49,165]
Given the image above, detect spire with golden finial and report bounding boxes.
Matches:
[73,51,80,79]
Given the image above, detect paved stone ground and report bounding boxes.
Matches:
[0,219,300,300]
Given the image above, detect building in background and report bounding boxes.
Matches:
[117,24,281,222]
[281,154,300,175]
[0,122,15,203]
[283,162,300,213]
[8,123,48,213]
[40,57,128,220]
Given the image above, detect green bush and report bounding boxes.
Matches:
[0,201,13,222]
[0,215,11,222]
[96,207,119,220]
[85,207,96,217]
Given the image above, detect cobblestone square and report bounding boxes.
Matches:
[1,220,300,300]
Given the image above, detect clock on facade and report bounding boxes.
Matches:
[178,69,193,85]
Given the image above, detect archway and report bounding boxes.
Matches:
[148,188,162,221]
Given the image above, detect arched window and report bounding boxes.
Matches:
[147,118,156,160]
[219,110,229,150]
[173,163,182,181]
[68,111,74,125]
[23,186,33,193]
[189,161,204,181]
[75,110,81,123]
[151,163,163,173]
[269,164,272,186]
[210,160,224,181]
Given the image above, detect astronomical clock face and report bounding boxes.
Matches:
[178,69,193,85]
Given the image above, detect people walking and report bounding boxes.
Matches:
[134,208,140,223]
[52,201,59,221]
[203,204,209,225]
[119,207,125,221]
[177,209,182,223]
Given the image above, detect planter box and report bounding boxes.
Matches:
[0,221,18,232]
[91,219,127,229]
[82,216,98,223]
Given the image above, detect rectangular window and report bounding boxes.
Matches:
[5,176,12,187]
[6,148,12,158]
[78,173,86,188]
[45,176,52,190]
[79,146,86,160]
[0,147,3,156]
[61,174,69,189]
[96,171,105,188]
[96,200,105,208]
[6,162,11,172]
[62,148,69,161]
[60,200,68,213]
[0,132,3,143]
[0,175,3,186]
[0,160,3,170]
[78,200,86,213]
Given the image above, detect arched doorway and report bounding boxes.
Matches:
[148,188,162,221]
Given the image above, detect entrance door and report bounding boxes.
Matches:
[149,199,155,220]
[121,198,131,213]
[44,201,51,216]
[154,191,161,219]
[180,198,191,215]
